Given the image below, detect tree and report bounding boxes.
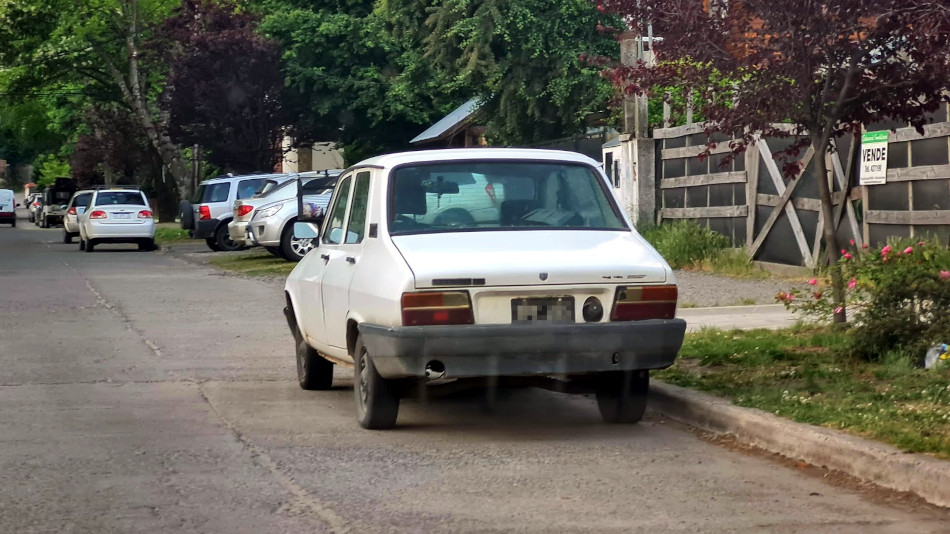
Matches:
[386,0,621,145]
[154,0,287,173]
[601,0,950,323]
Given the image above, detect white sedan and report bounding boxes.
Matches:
[284,148,686,429]
[78,189,156,252]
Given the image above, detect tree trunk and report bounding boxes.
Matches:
[812,132,846,324]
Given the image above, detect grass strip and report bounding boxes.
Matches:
[657,326,950,459]
[208,252,296,277]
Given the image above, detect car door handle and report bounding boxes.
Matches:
[346,256,356,264]
[320,253,330,262]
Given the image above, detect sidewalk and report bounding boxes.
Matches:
[677,303,796,332]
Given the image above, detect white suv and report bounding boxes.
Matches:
[284,148,685,429]
[78,188,155,252]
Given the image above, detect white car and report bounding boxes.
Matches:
[78,188,156,252]
[62,190,94,243]
[284,148,686,429]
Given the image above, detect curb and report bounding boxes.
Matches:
[648,380,950,508]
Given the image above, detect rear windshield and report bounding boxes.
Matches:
[388,161,627,235]
[73,193,92,208]
[237,178,268,199]
[197,182,230,203]
[95,191,145,206]
[301,176,337,194]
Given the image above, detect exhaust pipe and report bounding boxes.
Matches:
[425,360,446,380]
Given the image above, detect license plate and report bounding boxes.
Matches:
[511,297,575,324]
[114,213,132,220]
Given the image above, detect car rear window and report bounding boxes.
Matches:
[237,178,268,199]
[200,183,230,203]
[95,191,145,206]
[73,193,92,208]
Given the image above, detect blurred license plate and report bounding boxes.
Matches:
[114,213,132,220]
[511,297,574,324]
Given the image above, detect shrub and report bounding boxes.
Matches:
[637,220,730,269]
[779,237,950,362]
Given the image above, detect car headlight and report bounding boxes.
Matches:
[257,204,283,218]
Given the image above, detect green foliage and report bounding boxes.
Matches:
[780,237,950,362]
[638,220,730,269]
[33,154,70,187]
[659,326,950,458]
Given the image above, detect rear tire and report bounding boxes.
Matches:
[11,219,15,228]
[179,200,194,230]
[138,239,156,251]
[79,239,86,251]
[40,214,49,228]
[205,237,221,251]
[296,339,334,390]
[596,370,649,424]
[84,239,95,253]
[215,223,243,252]
[354,335,400,429]
[63,231,72,244]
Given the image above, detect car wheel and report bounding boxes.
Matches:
[215,223,243,252]
[85,239,95,253]
[295,338,334,390]
[10,219,15,228]
[28,213,34,223]
[280,221,313,262]
[264,246,283,258]
[138,239,156,251]
[40,214,48,228]
[63,231,72,244]
[354,335,399,429]
[596,370,649,424]
[79,239,85,251]
[205,237,221,251]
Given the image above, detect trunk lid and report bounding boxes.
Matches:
[391,230,669,288]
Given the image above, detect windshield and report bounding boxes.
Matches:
[95,191,145,206]
[388,161,626,235]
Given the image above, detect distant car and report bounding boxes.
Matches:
[179,173,297,252]
[62,190,94,243]
[246,171,340,261]
[228,170,342,252]
[283,148,686,429]
[28,194,43,223]
[78,188,156,252]
[0,189,16,227]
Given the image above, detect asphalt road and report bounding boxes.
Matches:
[2,207,948,533]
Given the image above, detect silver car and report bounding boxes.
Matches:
[247,171,340,261]
[228,170,341,251]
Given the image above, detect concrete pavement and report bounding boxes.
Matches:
[3,211,949,531]
[678,303,797,332]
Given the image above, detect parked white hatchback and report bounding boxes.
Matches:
[78,188,156,252]
[284,148,686,429]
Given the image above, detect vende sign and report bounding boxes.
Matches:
[860,130,889,185]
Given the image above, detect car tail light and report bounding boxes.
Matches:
[237,205,253,217]
[610,285,677,321]
[67,207,77,215]
[401,291,474,326]
[198,205,211,220]
[89,210,107,219]
[485,183,496,203]
[138,210,152,218]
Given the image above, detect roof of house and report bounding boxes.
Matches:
[410,98,480,145]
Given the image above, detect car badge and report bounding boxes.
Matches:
[539,272,548,281]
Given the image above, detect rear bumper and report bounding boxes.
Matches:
[228,220,249,244]
[357,319,687,379]
[85,221,155,240]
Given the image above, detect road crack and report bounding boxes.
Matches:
[196,382,350,534]
[82,276,164,358]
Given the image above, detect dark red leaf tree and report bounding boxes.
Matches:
[600,0,950,322]
[152,0,287,174]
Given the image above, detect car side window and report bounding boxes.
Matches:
[344,172,371,244]
[322,175,353,245]
[204,183,230,203]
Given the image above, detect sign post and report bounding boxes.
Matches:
[859,131,889,185]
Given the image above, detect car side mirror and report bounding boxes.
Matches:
[294,221,321,240]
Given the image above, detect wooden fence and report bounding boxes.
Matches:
[653,104,950,267]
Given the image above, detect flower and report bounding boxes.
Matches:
[940,270,950,280]
[849,239,855,246]
[813,291,823,300]
[840,249,847,255]
[808,278,817,285]
[881,245,892,255]
[918,241,925,246]
[844,253,853,260]
[775,291,787,302]
[848,278,856,289]
[903,246,913,255]
[862,243,869,249]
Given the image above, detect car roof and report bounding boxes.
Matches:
[351,148,599,171]
[199,172,290,185]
